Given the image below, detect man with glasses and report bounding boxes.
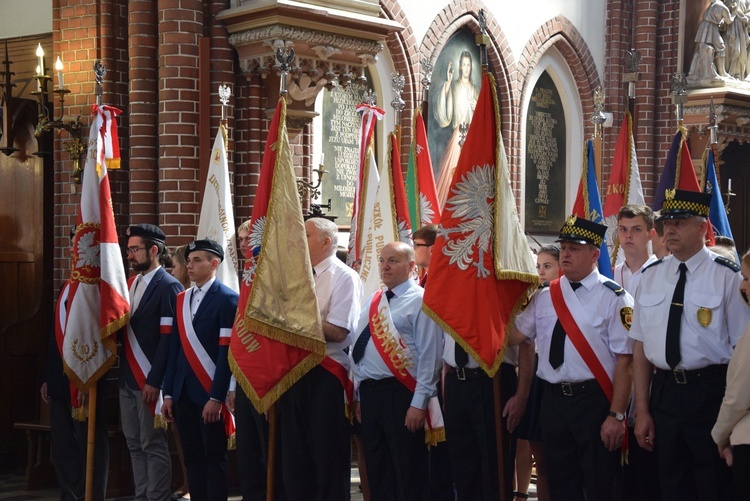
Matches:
[121,224,184,501]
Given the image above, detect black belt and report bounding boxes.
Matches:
[360,377,397,387]
[447,365,489,380]
[544,379,600,397]
[654,364,727,385]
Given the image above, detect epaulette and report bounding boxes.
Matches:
[603,280,625,296]
[643,258,664,272]
[714,255,741,273]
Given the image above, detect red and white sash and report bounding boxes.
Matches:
[55,281,85,420]
[123,275,168,428]
[320,356,354,421]
[367,290,445,446]
[175,290,236,449]
[549,278,627,454]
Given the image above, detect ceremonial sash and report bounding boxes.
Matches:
[175,290,236,449]
[319,356,354,422]
[55,281,84,421]
[549,279,628,455]
[367,290,445,446]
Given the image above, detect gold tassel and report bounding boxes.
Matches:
[425,427,446,447]
[71,405,87,422]
[154,414,169,430]
[227,433,237,451]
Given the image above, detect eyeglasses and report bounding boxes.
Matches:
[413,243,432,247]
[126,247,147,255]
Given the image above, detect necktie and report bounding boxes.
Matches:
[352,290,394,364]
[191,287,203,318]
[665,263,688,369]
[131,275,144,312]
[548,282,582,369]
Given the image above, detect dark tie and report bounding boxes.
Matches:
[665,263,688,369]
[549,282,582,369]
[352,290,395,364]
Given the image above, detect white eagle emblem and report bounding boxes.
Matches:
[242,216,266,285]
[419,193,436,226]
[76,231,100,269]
[398,219,412,246]
[602,213,619,260]
[438,164,494,278]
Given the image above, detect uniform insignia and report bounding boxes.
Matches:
[603,280,625,296]
[714,256,741,273]
[620,307,633,330]
[697,307,712,327]
[643,258,664,272]
[538,280,550,290]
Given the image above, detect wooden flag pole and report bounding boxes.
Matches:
[84,385,98,501]
[265,403,277,501]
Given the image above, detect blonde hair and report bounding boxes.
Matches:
[171,245,191,289]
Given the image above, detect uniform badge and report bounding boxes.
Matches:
[697,307,712,327]
[620,307,633,330]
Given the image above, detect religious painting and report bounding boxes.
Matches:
[427,29,482,207]
[320,84,367,224]
[524,70,567,234]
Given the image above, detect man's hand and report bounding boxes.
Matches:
[161,398,174,423]
[226,391,236,414]
[203,399,223,424]
[40,382,49,404]
[405,406,426,432]
[634,412,656,452]
[502,395,528,433]
[600,416,626,451]
[142,384,159,403]
[718,443,734,467]
[354,400,362,424]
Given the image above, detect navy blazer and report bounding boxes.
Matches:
[120,267,184,391]
[162,278,238,406]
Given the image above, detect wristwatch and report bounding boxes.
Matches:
[608,411,625,421]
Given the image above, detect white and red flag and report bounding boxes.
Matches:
[197,124,239,293]
[405,108,441,228]
[422,73,538,376]
[63,105,130,390]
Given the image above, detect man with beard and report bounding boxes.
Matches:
[121,224,184,500]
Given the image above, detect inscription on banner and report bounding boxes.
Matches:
[524,71,566,234]
[322,86,365,221]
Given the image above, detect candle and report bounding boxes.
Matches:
[55,56,64,89]
[36,43,45,76]
[320,153,325,166]
[728,178,732,192]
[35,65,41,92]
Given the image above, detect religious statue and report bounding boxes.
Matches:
[688,0,734,85]
[726,0,749,79]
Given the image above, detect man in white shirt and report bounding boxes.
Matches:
[613,205,658,293]
[278,217,362,501]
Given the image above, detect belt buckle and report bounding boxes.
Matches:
[673,369,687,384]
[455,367,466,381]
[561,382,573,396]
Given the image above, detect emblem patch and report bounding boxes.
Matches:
[620,307,633,331]
[697,307,712,327]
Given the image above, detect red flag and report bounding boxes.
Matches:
[389,131,412,242]
[422,73,539,376]
[405,108,441,227]
[63,105,130,390]
[229,98,325,413]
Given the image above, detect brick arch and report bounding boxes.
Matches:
[517,16,601,141]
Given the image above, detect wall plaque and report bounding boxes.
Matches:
[525,70,566,234]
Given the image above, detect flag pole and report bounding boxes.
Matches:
[591,86,606,194]
[263,43,294,501]
[623,49,641,142]
[219,83,231,150]
[391,72,405,146]
[83,60,108,501]
[474,10,509,501]
[671,73,688,129]
[420,58,433,132]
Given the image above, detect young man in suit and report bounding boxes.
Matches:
[162,239,239,501]
[121,223,184,501]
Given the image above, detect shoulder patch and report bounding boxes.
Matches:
[714,255,741,273]
[603,280,625,296]
[643,258,664,272]
[538,281,550,290]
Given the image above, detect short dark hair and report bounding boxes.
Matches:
[617,204,655,230]
[538,245,560,261]
[714,235,735,248]
[143,237,171,266]
[412,224,438,246]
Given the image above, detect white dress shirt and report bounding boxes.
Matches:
[630,247,750,370]
[130,266,161,313]
[614,254,658,295]
[514,269,634,384]
[190,276,216,318]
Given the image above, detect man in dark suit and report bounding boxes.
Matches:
[162,239,238,501]
[121,224,183,500]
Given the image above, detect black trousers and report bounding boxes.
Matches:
[360,377,428,501]
[279,365,350,501]
[624,423,661,501]
[732,444,750,499]
[235,386,285,501]
[428,378,454,501]
[443,363,517,501]
[540,380,620,501]
[49,390,109,501]
[650,372,734,501]
[174,397,228,501]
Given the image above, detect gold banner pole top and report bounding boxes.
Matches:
[475,9,490,73]
[218,83,231,148]
[390,72,405,142]
[274,40,295,97]
[671,73,688,128]
[590,86,606,140]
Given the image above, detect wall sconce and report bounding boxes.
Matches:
[31,44,85,183]
[0,41,19,156]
